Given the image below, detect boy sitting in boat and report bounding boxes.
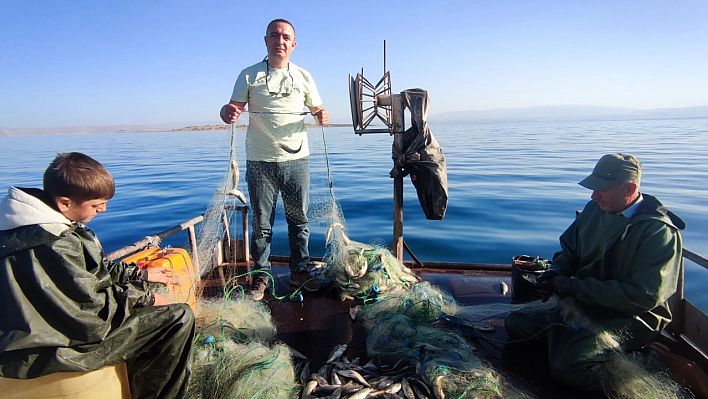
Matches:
[505,153,685,392]
[0,152,195,399]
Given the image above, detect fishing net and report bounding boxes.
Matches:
[193,299,277,344]
[357,282,536,398]
[355,282,687,398]
[178,109,688,398]
[322,225,420,301]
[605,350,682,399]
[193,123,248,286]
[356,281,533,329]
[192,113,346,282]
[186,297,296,399]
[554,299,684,399]
[188,340,296,399]
[184,112,342,398]
[190,111,418,303]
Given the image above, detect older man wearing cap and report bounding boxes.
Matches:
[504,153,685,392]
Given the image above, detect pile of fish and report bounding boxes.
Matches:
[297,344,445,399]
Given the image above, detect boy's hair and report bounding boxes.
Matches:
[43,152,115,203]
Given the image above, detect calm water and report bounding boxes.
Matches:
[2,118,707,310]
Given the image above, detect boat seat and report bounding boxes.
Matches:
[0,362,131,399]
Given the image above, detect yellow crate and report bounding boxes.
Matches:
[122,248,197,312]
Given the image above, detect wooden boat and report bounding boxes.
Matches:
[104,205,708,399]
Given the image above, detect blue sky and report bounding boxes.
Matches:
[1,0,707,128]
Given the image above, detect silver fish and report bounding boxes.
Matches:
[331,372,342,386]
[217,160,246,203]
[278,140,303,154]
[347,387,374,399]
[312,385,340,396]
[326,344,348,364]
[408,378,432,398]
[290,346,308,360]
[340,381,365,396]
[362,358,378,372]
[331,360,350,370]
[318,363,332,377]
[400,379,415,399]
[328,387,343,399]
[368,375,390,388]
[302,380,317,398]
[499,281,509,296]
[311,372,329,386]
[326,222,351,246]
[337,369,371,387]
[380,382,402,394]
[521,273,538,284]
[432,375,445,399]
[349,305,361,321]
[299,360,311,385]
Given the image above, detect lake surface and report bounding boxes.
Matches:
[2,118,707,310]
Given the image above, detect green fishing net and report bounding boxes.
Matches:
[186,298,296,399]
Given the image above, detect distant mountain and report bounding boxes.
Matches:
[428,105,708,123]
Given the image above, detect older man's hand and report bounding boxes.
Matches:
[551,276,573,298]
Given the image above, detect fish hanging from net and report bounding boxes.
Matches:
[193,111,345,282]
[193,122,249,285]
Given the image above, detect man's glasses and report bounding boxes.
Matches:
[264,60,293,97]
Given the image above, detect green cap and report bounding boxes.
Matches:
[578,153,642,191]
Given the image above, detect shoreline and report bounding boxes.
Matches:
[0,123,353,137]
[167,123,351,132]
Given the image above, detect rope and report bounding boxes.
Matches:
[320,125,336,201]
[247,110,310,115]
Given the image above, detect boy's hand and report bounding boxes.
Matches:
[152,293,170,306]
[146,268,181,285]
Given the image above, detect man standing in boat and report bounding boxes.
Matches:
[504,153,684,392]
[219,19,329,300]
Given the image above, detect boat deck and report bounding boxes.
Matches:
[205,263,606,398]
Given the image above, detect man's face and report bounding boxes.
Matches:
[264,22,296,61]
[58,198,108,223]
[590,182,634,213]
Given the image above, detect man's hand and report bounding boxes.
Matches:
[146,268,181,285]
[551,276,572,298]
[534,270,558,302]
[534,270,573,302]
[220,102,246,124]
[310,108,329,125]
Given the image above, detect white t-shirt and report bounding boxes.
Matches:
[231,61,323,162]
